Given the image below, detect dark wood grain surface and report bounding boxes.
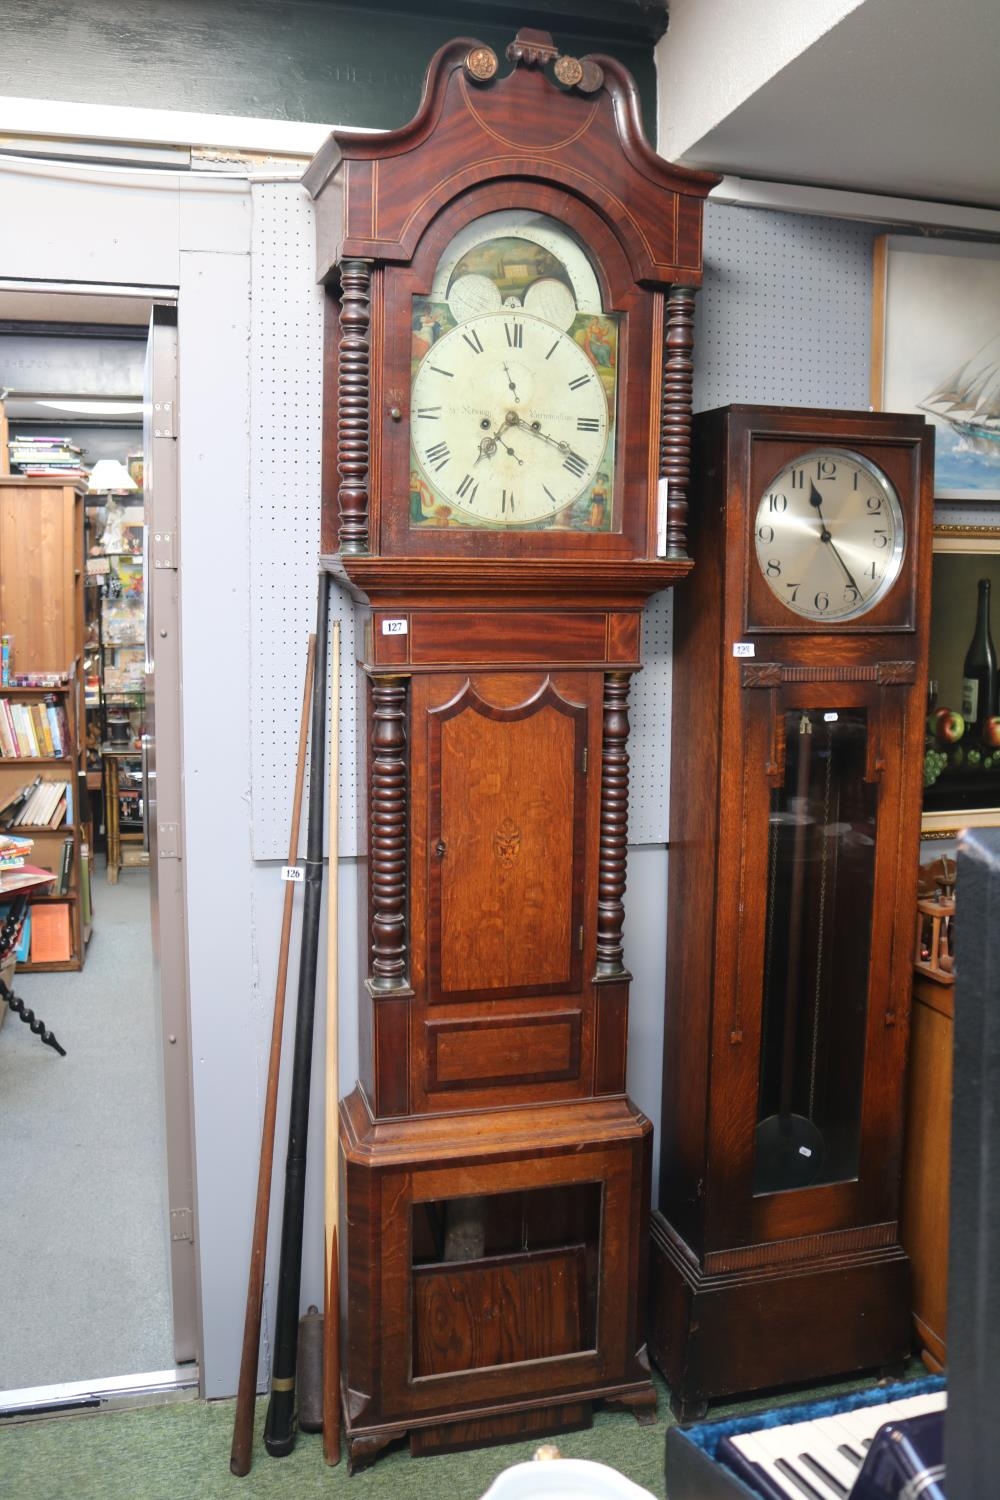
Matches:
[649,404,935,1414]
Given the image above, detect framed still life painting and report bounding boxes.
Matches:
[872,235,1000,501]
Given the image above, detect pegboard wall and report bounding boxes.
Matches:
[695,201,881,413]
[248,182,359,859]
[247,192,885,854]
[632,201,884,844]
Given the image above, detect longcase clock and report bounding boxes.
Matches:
[648,404,934,1418]
[304,28,718,1468]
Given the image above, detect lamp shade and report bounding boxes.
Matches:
[88,459,138,493]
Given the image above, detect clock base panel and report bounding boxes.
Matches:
[339,1087,656,1468]
[647,1208,912,1419]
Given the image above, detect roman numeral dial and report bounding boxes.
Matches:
[409,309,613,528]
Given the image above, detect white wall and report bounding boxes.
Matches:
[0,154,264,1395]
[657,0,864,163]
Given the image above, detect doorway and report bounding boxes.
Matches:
[0,287,197,1410]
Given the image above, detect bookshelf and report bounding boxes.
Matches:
[0,477,92,971]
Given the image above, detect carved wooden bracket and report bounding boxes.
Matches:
[742,660,917,688]
[502,28,605,93]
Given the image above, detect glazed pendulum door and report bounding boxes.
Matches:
[753,706,877,1196]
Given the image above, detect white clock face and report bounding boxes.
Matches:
[754,448,905,621]
[410,311,609,526]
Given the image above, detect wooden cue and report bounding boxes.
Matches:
[230,634,316,1478]
[323,619,342,1465]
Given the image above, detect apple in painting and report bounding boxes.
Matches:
[928,708,965,745]
[983,716,1000,748]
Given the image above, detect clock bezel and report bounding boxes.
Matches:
[752,445,906,624]
[375,180,656,563]
[743,428,921,635]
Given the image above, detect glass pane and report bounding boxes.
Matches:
[411,1184,601,1375]
[753,709,876,1195]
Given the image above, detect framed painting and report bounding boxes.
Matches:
[923,524,1000,838]
[872,235,1000,501]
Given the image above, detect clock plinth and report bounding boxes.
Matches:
[340,1088,655,1469]
[648,404,934,1416]
[304,27,717,1465]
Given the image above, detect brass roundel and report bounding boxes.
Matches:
[553,55,584,88]
[577,59,605,94]
[464,45,498,82]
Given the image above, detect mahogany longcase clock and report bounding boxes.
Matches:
[648,405,934,1419]
[304,28,717,1468]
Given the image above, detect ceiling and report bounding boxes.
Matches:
[671,0,1000,213]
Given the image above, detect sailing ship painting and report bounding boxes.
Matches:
[877,237,1000,500]
[920,332,1000,495]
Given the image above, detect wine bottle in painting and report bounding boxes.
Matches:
[962,577,998,735]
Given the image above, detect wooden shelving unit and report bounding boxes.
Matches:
[0,477,92,971]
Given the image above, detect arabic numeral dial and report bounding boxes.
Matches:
[753,448,905,622]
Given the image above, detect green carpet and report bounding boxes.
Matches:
[1,1365,918,1500]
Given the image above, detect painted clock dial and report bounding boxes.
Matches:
[754,447,905,621]
[410,210,619,532]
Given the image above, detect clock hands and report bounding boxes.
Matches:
[502,363,522,404]
[474,420,524,466]
[504,412,586,471]
[808,481,865,600]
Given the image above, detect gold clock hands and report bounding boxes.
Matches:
[808,481,865,600]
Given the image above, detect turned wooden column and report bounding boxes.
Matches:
[660,284,697,560]
[337,258,373,554]
[369,674,409,990]
[595,670,631,978]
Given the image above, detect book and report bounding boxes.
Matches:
[79,842,92,929]
[0,863,56,896]
[57,835,73,895]
[29,901,72,963]
[10,703,38,756]
[45,701,64,757]
[0,703,16,758]
[32,703,54,756]
[0,833,32,860]
[0,777,40,824]
[48,796,67,830]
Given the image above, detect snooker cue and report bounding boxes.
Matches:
[230,631,316,1477]
[323,619,342,1465]
[264,575,330,1456]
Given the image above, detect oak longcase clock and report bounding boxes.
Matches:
[304,28,718,1469]
[648,405,934,1418]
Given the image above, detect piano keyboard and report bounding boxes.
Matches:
[718,1389,946,1500]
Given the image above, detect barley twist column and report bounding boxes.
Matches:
[369,675,408,990]
[337,258,372,554]
[660,284,697,560]
[596,671,631,977]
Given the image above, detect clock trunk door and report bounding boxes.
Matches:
[410,670,597,1114]
[707,680,912,1249]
